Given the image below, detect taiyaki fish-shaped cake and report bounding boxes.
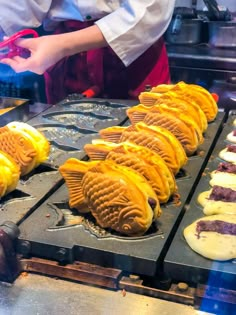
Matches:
[154,92,208,132]
[0,122,50,175]
[99,122,187,174]
[132,92,208,133]
[59,159,161,236]
[127,103,204,145]
[131,107,200,156]
[84,140,177,203]
[151,81,218,122]
[0,150,20,197]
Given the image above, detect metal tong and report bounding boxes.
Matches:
[0,29,38,60]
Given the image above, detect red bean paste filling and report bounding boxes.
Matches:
[209,185,236,202]
[196,220,236,238]
[216,162,236,174]
[227,145,236,153]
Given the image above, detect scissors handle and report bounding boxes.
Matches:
[0,29,39,59]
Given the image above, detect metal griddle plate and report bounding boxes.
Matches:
[0,98,133,225]
[16,99,226,277]
[164,110,236,290]
[27,98,135,167]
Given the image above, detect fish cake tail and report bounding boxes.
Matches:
[99,126,127,143]
[126,105,148,125]
[84,143,111,161]
[138,92,161,107]
[59,158,95,212]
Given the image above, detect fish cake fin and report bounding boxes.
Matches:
[84,140,119,161]
[126,105,149,125]
[59,159,97,212]
[138,92,161,107]
[99,126,127,143]
[84,144,109,161]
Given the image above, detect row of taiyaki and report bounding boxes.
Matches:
[127,81,218,156]
[184,118,236,261]
[0,121,50,197]
[59,82,218,236]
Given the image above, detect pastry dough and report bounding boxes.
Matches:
[184,214,236,260]
[198,189,236,215]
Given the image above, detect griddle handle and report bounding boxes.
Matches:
[0,221,20,282]
[82,85,100,98]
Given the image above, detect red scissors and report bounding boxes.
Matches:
[0,29,38,60]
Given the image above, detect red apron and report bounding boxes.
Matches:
[44,20,170,104]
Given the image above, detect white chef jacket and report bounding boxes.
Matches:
[0,0,175,66]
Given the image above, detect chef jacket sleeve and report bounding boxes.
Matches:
[95,0,175,66]
[0,1,52,35]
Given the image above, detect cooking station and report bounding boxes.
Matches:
[0,93,235,315]
[167,44,236,112]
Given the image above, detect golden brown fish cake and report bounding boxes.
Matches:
[143,111,199,156]
[7,122,50,169]
[59,159,161,236]
[153,93,208,133]
[85,139,176,196]
[0,122,50,176]
[134,122,188,169]
[84,140,177,203]
[0,150,20,197]
[167,82,218,122]
[151,104,204,144]
[0,126,38,176]
[99,125,181,174]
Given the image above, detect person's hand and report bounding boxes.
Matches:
[0,34,66,74]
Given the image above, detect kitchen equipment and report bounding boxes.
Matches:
[202,0,236,48]
[167,44,236,111]
[0,94,235,313]
[203,0,232,21]
[208,20,236,48]
[8,96,225,279]
[0,96,30,125]
[165,7,203,45]
[165,111,236,291]
[0,29,38,60]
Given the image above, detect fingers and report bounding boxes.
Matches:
[0,56,28,73]
[14,38,34,49]
[0,56,45,74]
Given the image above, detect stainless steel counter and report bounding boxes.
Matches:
[0,274,214,315]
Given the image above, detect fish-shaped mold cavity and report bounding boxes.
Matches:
[59,159,161,236]
[99,123,186,174]
[84,140,177,203]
